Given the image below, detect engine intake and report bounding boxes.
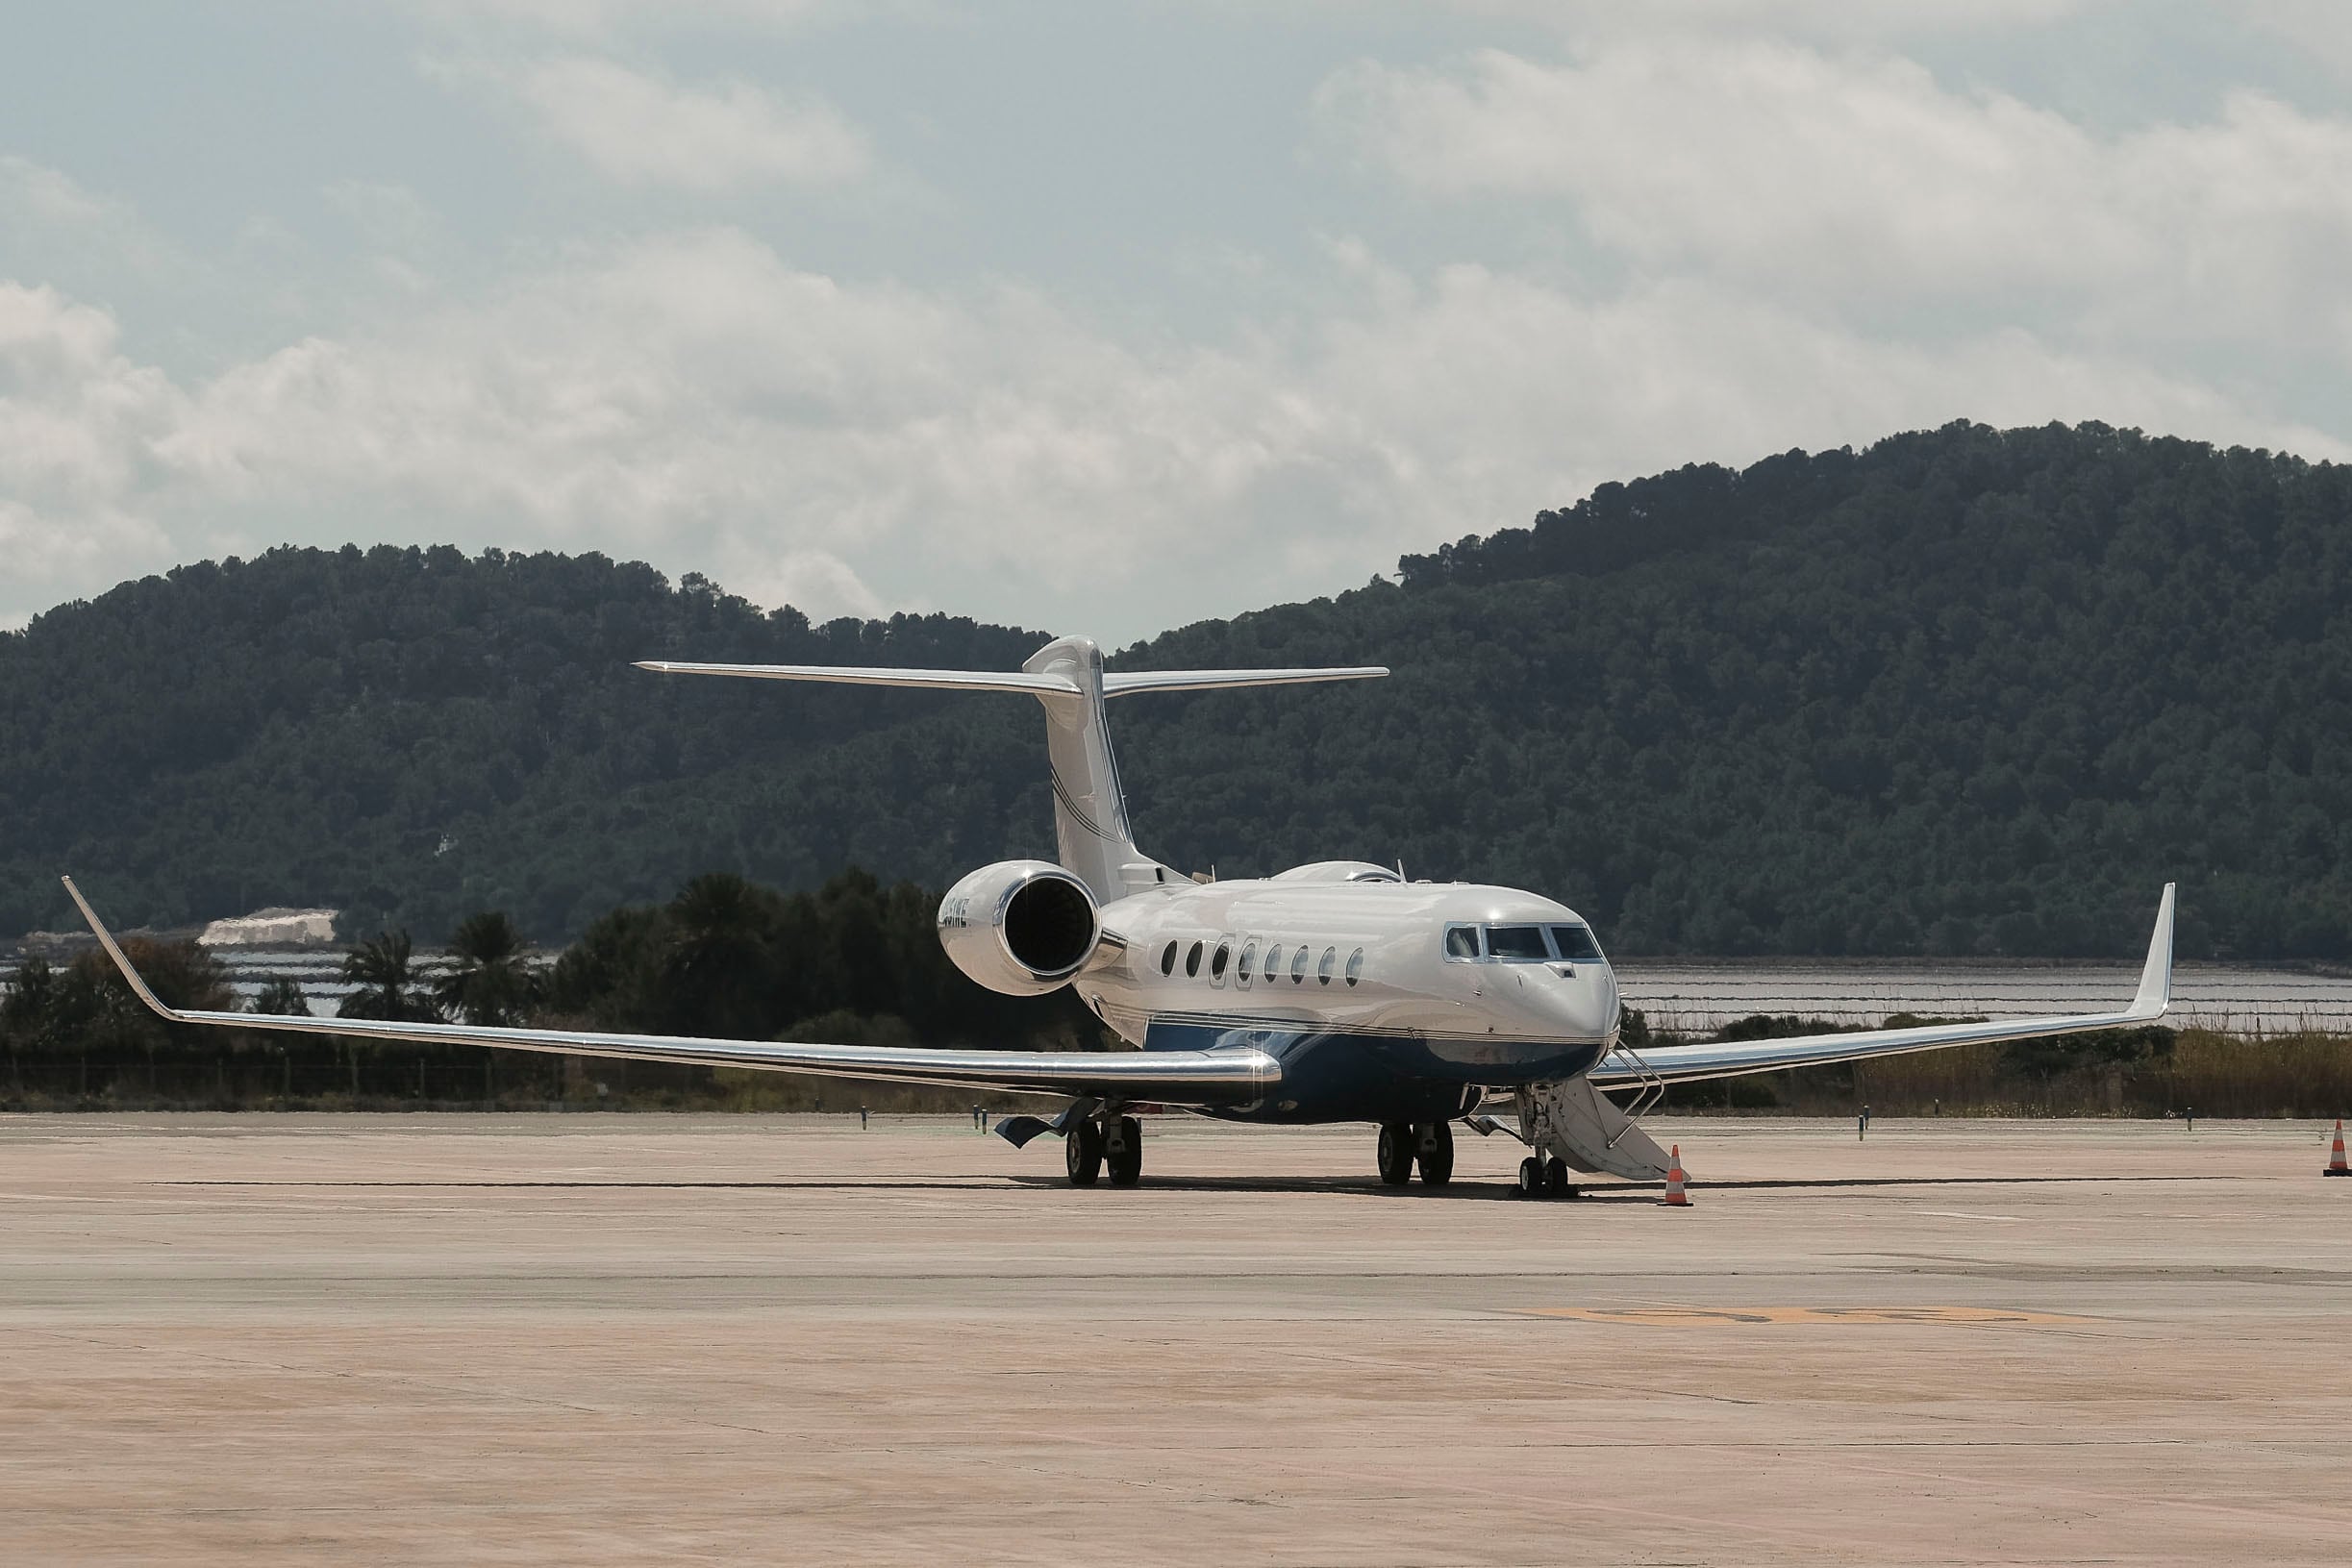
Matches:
[937,860,1101,996]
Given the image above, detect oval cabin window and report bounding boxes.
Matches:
[1317,947,1336,985]
[1186,940,1204,978]
[1238,942,1257,983]
[1345,948,1364,986]
[1211,943,1231,982]
[1160,940,1179,976]
[1290,947,1309,984]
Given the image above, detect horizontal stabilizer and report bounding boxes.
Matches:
[635,660,1076,695]
[635,659,1389,699]
[1102,666,1388,697]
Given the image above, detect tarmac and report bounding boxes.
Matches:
[3,1112,2347,1566]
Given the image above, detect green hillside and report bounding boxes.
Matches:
[6,419,2350,958]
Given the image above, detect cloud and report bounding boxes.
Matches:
[1432,0,2090,38]
[5,226,2340,638]
[0,283,180,603]
[1314,40,2352,359]
[440,55,869,188]
[0,155,184,283]
[408,0,832,40]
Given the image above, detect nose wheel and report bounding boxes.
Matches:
[1515,1154,1579,1200]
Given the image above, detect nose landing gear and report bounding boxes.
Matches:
[1515,1154,1579,1200]
[1375,1122,1455,1187]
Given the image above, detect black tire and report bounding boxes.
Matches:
[1107,1115,1143,1187]
[1064,1118,1104,1187]
[1416,1121,1455,1186]
[1544,1156,1569,1195]
[1516,1155,1544,1197]
[1376,1123,1414,1186]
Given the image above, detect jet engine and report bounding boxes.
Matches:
[936,859,1101,996]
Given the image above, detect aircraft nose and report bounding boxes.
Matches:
[1533,961,1619,1041]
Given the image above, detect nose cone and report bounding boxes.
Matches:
[1529,961,1620,1042]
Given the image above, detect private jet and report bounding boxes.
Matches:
[64,635,2174,1195]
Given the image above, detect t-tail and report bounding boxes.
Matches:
[636,635,1387,901]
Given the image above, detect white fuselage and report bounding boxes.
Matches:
[1066,862,1621,1119]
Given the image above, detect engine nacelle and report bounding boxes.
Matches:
[937,859,1102,997]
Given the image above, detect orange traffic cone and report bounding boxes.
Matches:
[2326,1118,2348,1177]
[1661,1145,1690,1207]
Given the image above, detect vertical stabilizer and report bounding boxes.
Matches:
[1022,636,1152,901]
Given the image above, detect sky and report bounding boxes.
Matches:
[4,1,2351,644]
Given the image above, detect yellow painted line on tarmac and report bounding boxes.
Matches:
[1516,1306,2091,1326]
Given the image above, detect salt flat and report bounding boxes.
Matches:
[2,1113,2347,1566]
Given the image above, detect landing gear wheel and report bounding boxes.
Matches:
[1415,1121,1455,1186]
[1376,1123,1415,1186]
[1064,1117,1105,1187]
[1516,1155,1544,1197]
[1544,1156,1570,1196]
[1106,1115,1143,1187]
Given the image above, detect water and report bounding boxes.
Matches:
[1614,959,2352,1036]
[6,944,2350,1035]
[1,947,453,1010]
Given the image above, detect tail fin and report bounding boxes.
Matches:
[638,635,1387,901]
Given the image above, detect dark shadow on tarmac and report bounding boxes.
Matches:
[157,1172,2243,1198]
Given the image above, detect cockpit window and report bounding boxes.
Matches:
[1443,925,1479,960]
[1486,924,1550,960]
[1548,923,1604,962]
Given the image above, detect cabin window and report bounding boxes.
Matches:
[1345,948,1364,986]
[1185,940,1204,978]
[1486,924,1550,961]
[1160,940,1178,976]
[1290,947,1309,983]
[1443,925,1479,960]
[1548,923,1604,962]
[1317,946,1337,985]
[1211,942,1231,982]
[1264,943,1281,980]
[1239,941,1257,983]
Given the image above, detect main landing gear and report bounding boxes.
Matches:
[1065,1115,1142,1187]
[1514,1154,1578,1200]
[1376,1122,1454,1187]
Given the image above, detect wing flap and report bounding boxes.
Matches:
[59,878,1276,1104]
[1592,884,2175,1087]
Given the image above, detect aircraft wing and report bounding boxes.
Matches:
[59,878,1277,1105]
[1589,884,2175,1088]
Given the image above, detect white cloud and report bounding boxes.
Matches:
[477,55,870,188]
[1315,40,2352,358]
[0,155,183,282]
[0,284,180,602]
[5,227,2340,636]
[408,0,832,40]
[1435,0,2089,38]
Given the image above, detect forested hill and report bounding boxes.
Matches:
[6,419,2351,958]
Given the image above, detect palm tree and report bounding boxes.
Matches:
[249,979,312,1017]
[435,911,539,1026]
[338,930,438,1022]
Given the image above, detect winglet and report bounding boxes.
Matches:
[2132,883,2175,1019]
[58,876,181,1022]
